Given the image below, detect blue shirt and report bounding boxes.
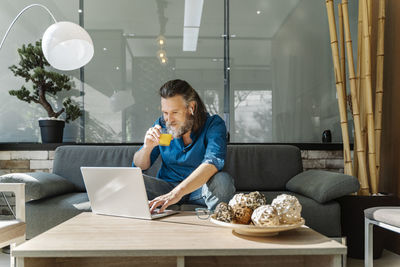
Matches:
[133,114,227,184]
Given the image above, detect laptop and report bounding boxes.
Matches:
[80,167,179,219]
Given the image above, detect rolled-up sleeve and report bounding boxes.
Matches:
[132,145,160,168]
[201,117,227,171]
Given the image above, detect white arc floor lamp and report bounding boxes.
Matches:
[0,3,94,71]
[0,4,94,227]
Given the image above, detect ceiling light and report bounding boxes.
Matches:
[123,33,135,37]
[182,0,204,51]
[157,35,166,46]
[184,0,204,27]
[183,27,199,51]
[160,57,168,65]
[157,49,166,59]
[256,10,261,15]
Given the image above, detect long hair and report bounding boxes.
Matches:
[159,79,207,133]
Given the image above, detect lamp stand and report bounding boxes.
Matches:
[0,4,57,50]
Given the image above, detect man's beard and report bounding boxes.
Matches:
[166,114,194,138]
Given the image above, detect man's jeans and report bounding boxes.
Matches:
[143,172,236,210]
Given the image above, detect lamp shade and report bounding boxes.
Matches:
[42,21,94,71]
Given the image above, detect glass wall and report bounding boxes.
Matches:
[0,0,358,143]
[0,0,80,142]
[230,0,358,142]
[83,0,224,142]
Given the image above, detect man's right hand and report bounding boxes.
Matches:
[133,125,162,170]
[143,125,162,149]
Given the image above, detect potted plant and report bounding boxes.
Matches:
[8,40,82,143]
[325,0,400,259]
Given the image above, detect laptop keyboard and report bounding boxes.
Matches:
[151,208,164,214]
[150,209,177,219]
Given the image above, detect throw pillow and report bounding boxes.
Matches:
[286,170,360,203]
[0,172,76,201]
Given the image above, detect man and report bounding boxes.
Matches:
[133,79,235,213]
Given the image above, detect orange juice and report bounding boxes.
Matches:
[159,133,172,146]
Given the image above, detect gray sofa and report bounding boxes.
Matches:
[0,144,359,239]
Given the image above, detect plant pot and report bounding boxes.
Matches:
[337,194,399,259]
[39,119,65,143]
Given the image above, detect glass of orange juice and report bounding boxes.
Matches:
[159,128,172,146]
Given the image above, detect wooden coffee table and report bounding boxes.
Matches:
[12,212,346,267]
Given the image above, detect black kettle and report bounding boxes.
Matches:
[322,130,332,143]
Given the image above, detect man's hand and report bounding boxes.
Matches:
[133,125,163,170]
[144,125,162,149]
[149,189,183,213]
[148,164,218,213]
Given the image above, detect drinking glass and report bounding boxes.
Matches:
[159,128,172,146]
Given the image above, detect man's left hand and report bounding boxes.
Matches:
[149,190,182,213]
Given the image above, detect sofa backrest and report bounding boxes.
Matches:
[53,144,302,192]
[53,145,162,191]
[223,145,303,191]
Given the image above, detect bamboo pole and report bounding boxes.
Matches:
[356,0,363,102]
[374,0,386,186]
[338,4,347,102]
[326,0,353,176]
[353,134,359,177]
[361,0,378,194]
[354,0,364,178]
[359,0,369,187]
[367,0,372,35]
[341,0,370,195]
[338,4,351,169]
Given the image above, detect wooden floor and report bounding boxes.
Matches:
[1,250,400,267]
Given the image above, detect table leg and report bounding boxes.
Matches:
[177,256,184,267]
[332,255,342,267]
[15,256,24,267]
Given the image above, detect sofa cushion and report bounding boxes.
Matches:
[223,145,303,191]
[364,207,400,227]
[26,192,91,239]
[286,170,360,203]
[0,172,76,201]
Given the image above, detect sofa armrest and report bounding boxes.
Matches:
[0,183,25,221]
[286,170,360,203]
[0,172,76,202]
